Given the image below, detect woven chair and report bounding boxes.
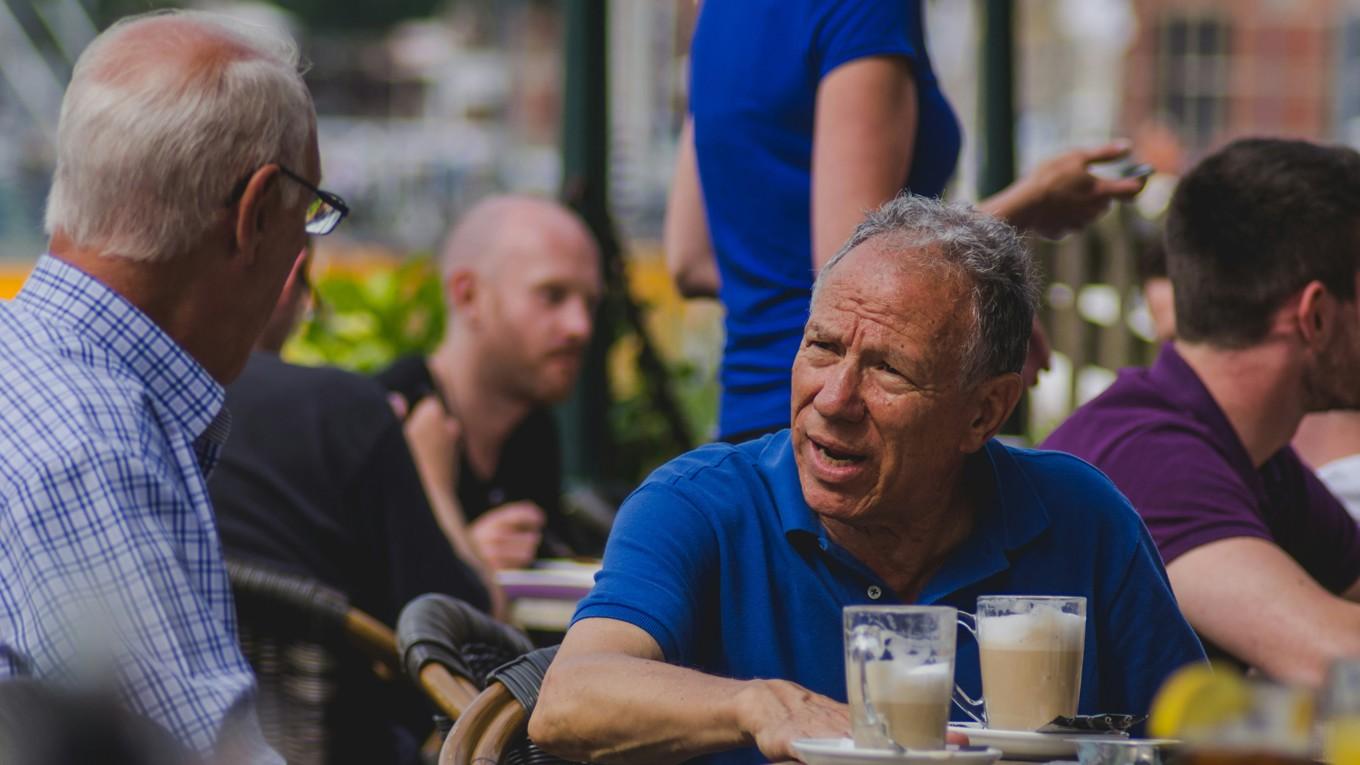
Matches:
[226,558,401,765]
[396,594,580,765]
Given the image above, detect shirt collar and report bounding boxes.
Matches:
[762,430,1052,593]
[15,255,227,443]
[1147,341,1258,478]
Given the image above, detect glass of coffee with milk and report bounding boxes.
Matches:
[844,605,957,750]
[959,595,1087,730]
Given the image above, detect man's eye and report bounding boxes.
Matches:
[877,362,904,378]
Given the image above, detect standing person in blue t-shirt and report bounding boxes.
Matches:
[666,0,1148,440]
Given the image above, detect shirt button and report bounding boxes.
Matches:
[867,585,883,600]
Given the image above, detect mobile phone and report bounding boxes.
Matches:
[1092,159,1154,180]
[1118,162,1154,179]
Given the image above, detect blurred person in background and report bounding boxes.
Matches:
[0,10,329,762]
[378,195,602,571]
[1042,138,1360,686]
[1294,414,1360,521]
[665,0,1148,442]
[1134,221,1176,344]
[208,244,497,764]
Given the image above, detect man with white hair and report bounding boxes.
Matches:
[0,10,340,762]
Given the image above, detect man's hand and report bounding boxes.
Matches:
[735,680,850,763]
[471,501,546,570]
[985,141,1147,240]
[403,395,460,491]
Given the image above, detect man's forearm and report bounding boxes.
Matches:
[530,652,756,764]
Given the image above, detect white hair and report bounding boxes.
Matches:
[44,10,314,262]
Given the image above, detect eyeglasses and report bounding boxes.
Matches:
[226,164,350,236]
[278,165,349,236]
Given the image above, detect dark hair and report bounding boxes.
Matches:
[1165,137,1360,347]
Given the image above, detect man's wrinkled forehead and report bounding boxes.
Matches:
[811,240,974,351]
[813,238,959,309]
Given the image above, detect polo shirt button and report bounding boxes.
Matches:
[867,585,883,600]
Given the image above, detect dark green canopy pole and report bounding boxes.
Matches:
[559,0,615,484]
[979,0,1016,198]
[977,0,1029,436]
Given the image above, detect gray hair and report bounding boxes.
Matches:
[44,10,314,262]
[814,194,1039,386]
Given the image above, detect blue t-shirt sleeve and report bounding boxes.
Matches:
[1097,519,1207,721]
[572,483,717,665]
[814,0,924,78]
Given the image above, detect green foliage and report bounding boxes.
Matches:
[608,350,716,480]
[283,256,445,372]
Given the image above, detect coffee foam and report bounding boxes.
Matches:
[978,608,1084,651]
[864,660,953,702]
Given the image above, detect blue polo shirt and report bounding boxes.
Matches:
[573,432,1205,765]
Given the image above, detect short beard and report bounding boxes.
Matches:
[1302,337,1360,413]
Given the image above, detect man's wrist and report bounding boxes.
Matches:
[730,678,773,747]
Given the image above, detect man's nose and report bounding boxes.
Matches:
[813,362,865,422]
[561,295,594,342]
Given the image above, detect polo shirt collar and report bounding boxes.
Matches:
[758,432,822,540]
[919,440,1051,602]
[16,255,227,445]
[1148,342,1258,479]
[761,430,1053,600]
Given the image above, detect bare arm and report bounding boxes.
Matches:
[529,618,850,765]
[1167,537,1360,686]
[811,56,918,270]
[664,118,720,299]
[403,396,507,619]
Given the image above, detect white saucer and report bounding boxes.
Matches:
[946,724,1127,760]
[791,739,1002,765]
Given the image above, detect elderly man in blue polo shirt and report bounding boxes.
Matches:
[530,195,1205,765]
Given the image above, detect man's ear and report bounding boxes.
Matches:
[445,269,478,317]
[233,164,282,264]
[1296,280,1333,351]
[962,372,1024,453]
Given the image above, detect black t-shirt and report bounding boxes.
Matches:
[375,355,571,556]
[209,352,492,764]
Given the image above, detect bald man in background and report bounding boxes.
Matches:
[378,196,603,571]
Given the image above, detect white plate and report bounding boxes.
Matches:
[946,724,1127,760]
[791,739,1002,765]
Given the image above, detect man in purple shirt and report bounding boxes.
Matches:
[1043,137,1360,686]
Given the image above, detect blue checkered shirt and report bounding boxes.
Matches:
[0,255,282,762]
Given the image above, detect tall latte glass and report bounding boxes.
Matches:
[974,595,1086,730]
[844,606,957,750]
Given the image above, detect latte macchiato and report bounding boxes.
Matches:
[844,606,957,751]
[977,607,1085,730]
[859,660,953,750]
